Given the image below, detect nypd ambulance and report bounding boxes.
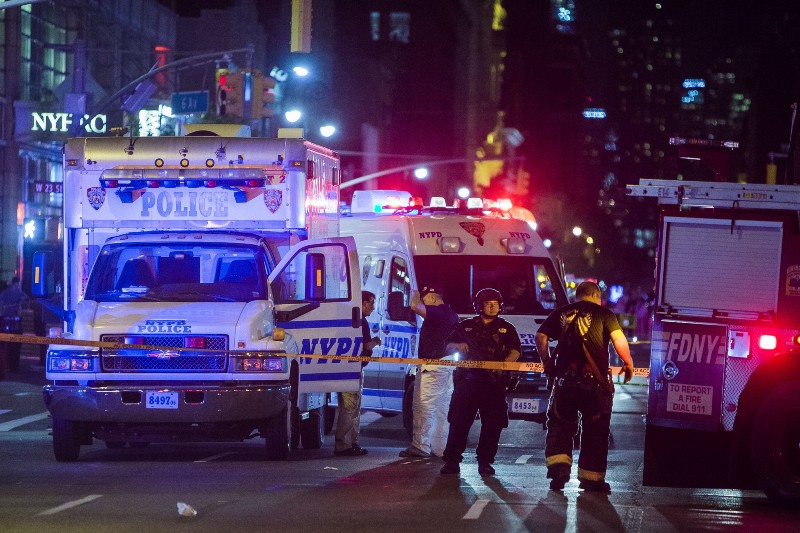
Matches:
[36,130,362,461]
[338,190,569,433]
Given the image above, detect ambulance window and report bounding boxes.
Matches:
[362,256,373,282]
[389,257,411,305]
[374,259,385,278]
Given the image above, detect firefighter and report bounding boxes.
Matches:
[440,288,521,476]
[535,281,634,492]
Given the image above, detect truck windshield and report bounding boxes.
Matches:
[83,243,266,303]
[413,256,567,315]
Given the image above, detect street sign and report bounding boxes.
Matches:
[171,91,209,114]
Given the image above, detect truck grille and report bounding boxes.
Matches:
[100,335,229,372]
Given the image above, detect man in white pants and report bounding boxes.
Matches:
[400,284,459,458]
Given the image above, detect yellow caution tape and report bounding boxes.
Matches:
[0,332,650,377]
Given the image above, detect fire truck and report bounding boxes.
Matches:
[36,130,362,461]
[338,190,569,432]
[628,179,800,504]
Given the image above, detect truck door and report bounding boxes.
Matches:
[375,254,416,412]
[270,237,363,394]
[649,320,727,430]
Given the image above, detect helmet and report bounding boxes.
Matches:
[473,288,504,314]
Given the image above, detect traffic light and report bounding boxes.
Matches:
[216,70,244,118]
[252,71,277,118]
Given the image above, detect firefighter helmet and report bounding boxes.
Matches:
[473,288,504,314]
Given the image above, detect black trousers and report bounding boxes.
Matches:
[442,376,508,465]
[544,380,612,481]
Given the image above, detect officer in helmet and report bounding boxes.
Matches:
[440,288,521,476]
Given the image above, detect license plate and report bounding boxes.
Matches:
[510,398,539,414]
[146,392,178,409]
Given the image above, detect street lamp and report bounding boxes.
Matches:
[414,167,429,180]
[457,187,471,199]
[284,109,302,123]
[319,124,336,137]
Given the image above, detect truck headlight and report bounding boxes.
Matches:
[235,355,286,372]
[48,351,97,372]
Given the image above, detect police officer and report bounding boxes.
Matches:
[535,281,634,492]
[440,288,521,476]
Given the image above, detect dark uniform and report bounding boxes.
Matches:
[537,300,622,485]
[441,314,521,469]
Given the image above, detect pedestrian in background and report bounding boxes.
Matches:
[440,288,521,476]
[0,276,28,375]
[400,283,459,458]
[535,281,634,492]
[334,290,380,456]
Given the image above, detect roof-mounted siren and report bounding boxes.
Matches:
[429,197,447,208]
[351,190,412,213]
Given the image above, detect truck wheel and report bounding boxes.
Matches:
[323,404,336,435]
[300,407,324,449]
[402,380,414,438]
[53,418,82,462]
[263,403,290,461]
[749,382,800,504]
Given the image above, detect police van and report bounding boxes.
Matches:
[36,128,362,461]
[337,190,569,433]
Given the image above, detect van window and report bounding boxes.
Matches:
[389,256,411,305]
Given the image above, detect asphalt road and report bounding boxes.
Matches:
[1,354,798,532]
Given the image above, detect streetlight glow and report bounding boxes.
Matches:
[543,238,552,248]
[292,66,309,77]
[457,187,471,199]
[572,226,583,237]
[284,109,302,123]
[319,124,336,137]
[413,167,429,180]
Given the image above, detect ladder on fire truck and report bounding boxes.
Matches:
[627,179,800,210]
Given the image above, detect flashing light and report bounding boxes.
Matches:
[292,66,309,77]
[496,198,513,211]
[505,237,526,254]
[409,197,424,208]
[758,334,777,350]
[205,180,218,188]
[413,167,429,180]
[572,226,583,237]
[439,237,462,253]
[543,238,552,248]
[184,337,206,349]
[319,124,336,137]
[430,197,447,207]
[456,187,471,199]
[466,197,483,209]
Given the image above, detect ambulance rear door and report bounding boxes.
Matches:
[270,237,363,394]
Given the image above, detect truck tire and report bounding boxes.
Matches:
[323,404,336,435]
[300,407,324,449]
[263,404,290,461]
[52,418,82,462]
[402,380,414,438]
[290,404,301,450]
[749,382,800,504]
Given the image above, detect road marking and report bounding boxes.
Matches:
[194,451,237,463]
[463,499,490,519]
[0,409,11,415]
[616,392,632,401]
[0,412,49,431]
[38,495,103,516]
[515,454,533,464]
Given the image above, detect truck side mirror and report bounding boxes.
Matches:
[32,251,54,297]
[305,252,326,301]
[387,291,410,322]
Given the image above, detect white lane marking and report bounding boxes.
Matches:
[463,499,490,520]
[0,409,11,415]
[194,451,237,463]
[15,392,32,396]
[515,454,533,464]
[0,412,49,431]
[616,392,632,401]
[38,495,103,516]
